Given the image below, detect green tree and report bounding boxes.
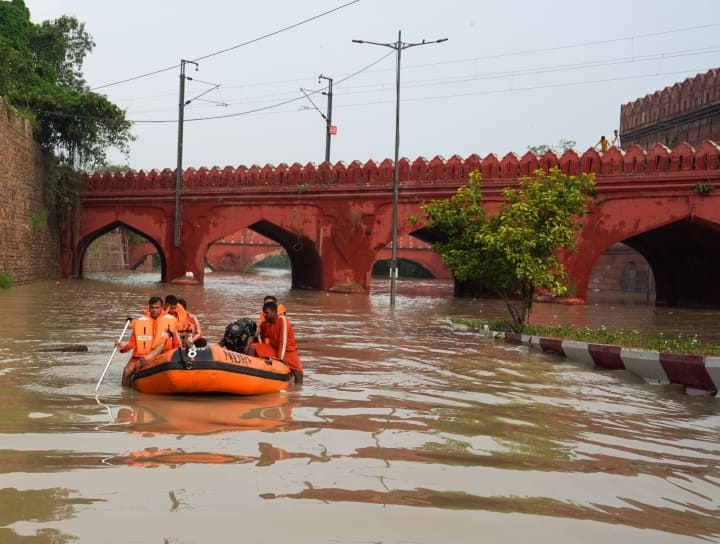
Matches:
[422,168,595,331]
[0,0,133,170]
[527,139,576,156]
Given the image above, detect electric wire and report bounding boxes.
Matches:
[121,46,717,121]
[128,50,394,123]
[26,23,718,124]
[90,0,361,91]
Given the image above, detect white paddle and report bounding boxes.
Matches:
[95,316,132,392]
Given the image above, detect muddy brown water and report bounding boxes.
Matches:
[0,272,718,543]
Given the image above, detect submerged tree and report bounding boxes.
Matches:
[422,168,595,331]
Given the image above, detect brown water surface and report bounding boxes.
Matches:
[0,272,718,543]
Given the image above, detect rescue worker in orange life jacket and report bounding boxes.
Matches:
[163,294,190,333]
[116,296,180,386]
[176,298,207,348]
[257,295,286,326]
[257,300,303,385]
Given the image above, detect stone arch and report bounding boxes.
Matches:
[76,221,166,281]
[247,219,323,290]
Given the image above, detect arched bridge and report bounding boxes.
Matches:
[70,141,720,306]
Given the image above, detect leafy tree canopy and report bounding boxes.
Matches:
[422,168,595,331]
[527,139,576,156]
[0,0,133,169]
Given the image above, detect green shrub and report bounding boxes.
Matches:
[0,272,14,289]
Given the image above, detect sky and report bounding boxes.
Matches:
[22,0,720,172]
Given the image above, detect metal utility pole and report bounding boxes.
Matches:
[352,31,447,307]
[175,59,198,247]
[318,74,334,164]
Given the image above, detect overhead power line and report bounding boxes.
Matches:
[120,44,716,120]
[90,0,361,91]
[127,50,393,123]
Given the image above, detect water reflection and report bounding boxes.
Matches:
[102,393,296,436]
[0,487,91,544]
[0,274,718,543]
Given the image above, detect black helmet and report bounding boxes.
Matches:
[220,318,257,353]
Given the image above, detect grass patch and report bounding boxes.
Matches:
[450,317,720,357]
[0,271,14,289]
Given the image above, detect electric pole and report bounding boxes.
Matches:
[352,31,447,307]
[174,59,197,248]
[318,74,334,164]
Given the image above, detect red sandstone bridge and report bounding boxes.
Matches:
[70,141,720,307]
[127,232,451,279]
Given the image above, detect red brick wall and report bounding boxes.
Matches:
[620,68,720,148]
[0,97,60,285]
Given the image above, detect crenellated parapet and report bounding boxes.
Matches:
[80,140,720,193]
[621,68,720,132]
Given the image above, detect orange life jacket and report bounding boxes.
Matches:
[258,303,287,326]
[165,303,190,333]
[126,314,178,356]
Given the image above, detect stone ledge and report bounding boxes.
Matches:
[492,331,719,397]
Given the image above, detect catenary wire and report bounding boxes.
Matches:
[90,0,361,91]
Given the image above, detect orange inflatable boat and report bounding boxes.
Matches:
[130,343,292,395]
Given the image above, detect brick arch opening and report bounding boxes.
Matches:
[128,241,159,270]
[240,248,288,271]
[369,229,453,281]
[586,243,655,305]
[75,221,166,281]
[247,220,322,290]
[371,257,435,279]
[623,218,720,307]
[204,228,288,273]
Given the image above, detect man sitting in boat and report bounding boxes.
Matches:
[163,295,190,333]
[177,298,207,348]
[219,318,257,355]
[257,301,304,385]
[257,295,286,326]
[115,296,181,386]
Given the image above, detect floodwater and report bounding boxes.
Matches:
[0,272,718,544]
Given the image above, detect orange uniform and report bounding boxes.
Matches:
[185,311,204,344]
[120,312,180,359]
[164,302,190,334]
[258,303,286,326]
[258,314,302,372]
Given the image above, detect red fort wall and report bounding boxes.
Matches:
[620,68,720,149]
[0,98,60,285]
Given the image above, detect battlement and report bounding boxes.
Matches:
[82,141,720,193]
[621,68,720,132]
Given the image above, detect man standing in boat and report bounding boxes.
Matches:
[115,296,180,386]
[257,300,303,385]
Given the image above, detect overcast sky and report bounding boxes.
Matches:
[23,0,720,172]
